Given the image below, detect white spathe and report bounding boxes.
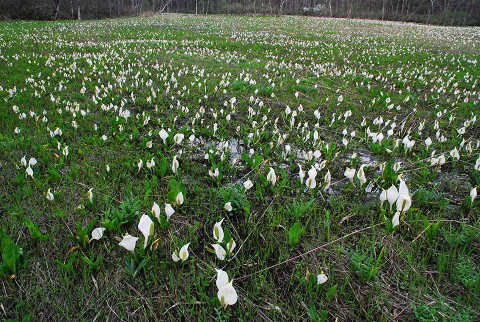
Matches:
[215,269,237,306]
[344,167,355,182]
[396,180,412,213]
[91,227,106,241]
[267,167,276,186]
[138,214,154,249]
[317,273,328,285]
[165,203,175,221]
[243,179,253,191]
[387,185,399,212]
[213,219,224,243]
[179,243,190,261]
[212,244,226,260]
[176,191,184,206]
[152,202,161,221]
[119,234,138,253]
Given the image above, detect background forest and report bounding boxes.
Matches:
[1,0,479,25]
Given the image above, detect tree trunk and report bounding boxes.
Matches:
[54,0,61,20]
[382,0,385,20]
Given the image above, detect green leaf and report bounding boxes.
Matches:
[57,251,78,274]
[287,221,304,247]
[325,284,337,302]
[158,156,168,177]
[82,255,103,271]
[0,232,23,277]
[24,218,49,242]
[167,179,186,204]
[134,258,150,277]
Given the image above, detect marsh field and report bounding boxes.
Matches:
[0,14,479,321]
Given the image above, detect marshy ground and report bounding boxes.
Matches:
[0,14,479,321]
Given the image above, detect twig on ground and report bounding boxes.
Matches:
[236,222,384,281]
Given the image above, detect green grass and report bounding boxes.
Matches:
[0,13,479,320]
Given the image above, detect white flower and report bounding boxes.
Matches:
[217,280,237,306]
[392,211,400,228]
[266,167,276,186]
[215,269,238,307]
[438,154,446,165]
[308,167,317,179]
[173,133,184,145]
[137,159,143,172]
[146,140,153,149]
[226,238,236,253]
[357,165,367,185]
[46,188,54,201]
[20,156,27,167]
[172,251,180,262]
[379,189,387,207]
[87,188,93,204]
[396,181,411,213]
[425,137,432,148]
[91,227,106,241]
[449,147,460,160]
[152,202,161,221]
[299,165,305,184]
[305,176,316,190]
[243,179,253,191]
[212,244,227,260]
[393,162,402,172]
[146,157,155,169]
[172,156,179,174]
[317,273,328,285]
[209,168,220,178]
[323,170,331,191]
[387,185,399,212]
[165,203,175,221]
[179,243,190,261]
[213,219,224,243]
[138,214,154,249]
[175,191,184,206]
[28,157,37,167]
[26,166,33,178]
[159,129,169,144]
[475,156,480,171]
[224,202,233,212]
[216,268,229,290]
[344,167,355,182]
[119,234,138,253]
[62,145,69,157]
[470,187,477,204]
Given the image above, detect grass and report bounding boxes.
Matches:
[0,13,479,321]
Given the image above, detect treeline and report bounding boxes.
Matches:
[0,0,478,25]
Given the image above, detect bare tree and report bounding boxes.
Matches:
[53,0,61,19]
